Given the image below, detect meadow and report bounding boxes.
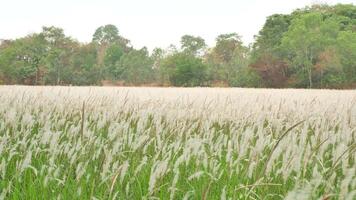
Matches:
[0,86,355,200]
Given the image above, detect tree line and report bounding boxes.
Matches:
[0,4,355,88]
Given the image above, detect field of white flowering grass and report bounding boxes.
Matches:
[0,86,355,200]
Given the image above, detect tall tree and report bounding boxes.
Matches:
[40,26,76,85]
[103,44,124,79]
[180,35,206,56]
[161,52,207,86]
[250,14,291,87]
[0,34,47,84]
[69,43,100,85]
[92,24,120,45]
[280,13,341,88]
[116,47,155,84]
[92,24,131,79]
[337,31,356,84]
[206,33,258,86]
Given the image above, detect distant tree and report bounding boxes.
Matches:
[250,14,291,87]
[250,53,288,87]
[165,44,178,56]
[92,24,131,79]
[161,52,207,86]
[104,44,124,79]
[69,43,100,85]
[336,31,356,84]
[331,4,356,28]
[214,33,244,63]
[92,24,131,51]
[116,47,155,84]
[39,26,77,85]
[251,3,356,88]
[280,13,342,88]
[0,4,355,88]
[92,24,120,45]
[150,48,165,84]
[314,47,342,87]
[180,35,207,56]
[0,34,47,84]
[206,33,259,86]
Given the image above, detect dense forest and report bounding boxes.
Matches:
[0,4,355,88]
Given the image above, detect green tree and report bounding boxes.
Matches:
[104,44,124,79]
[92,24,120,45]
[151,48,164,69]
[151,48,165,84]
[116,47,155,84]
[180,35,206,56]
[280,13,341,88]
[251,3,356,88]
[206,33,258,86]
[92,24,131,79]
[250,14,291,87]
[337,31,356,83]
[161,52,207,86]
[69,43,100,85]
[0,34,47,84]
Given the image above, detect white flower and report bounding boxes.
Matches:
[188,171,205,181]
[148,160,169,195]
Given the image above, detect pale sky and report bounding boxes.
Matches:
[0,0,355,51]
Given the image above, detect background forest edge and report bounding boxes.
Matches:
[0,3,355,89]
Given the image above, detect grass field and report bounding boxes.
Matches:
[0,86,355,200]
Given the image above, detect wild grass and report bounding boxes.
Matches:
[0,86,355,199]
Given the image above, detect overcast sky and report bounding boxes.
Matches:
[0,0,355,50]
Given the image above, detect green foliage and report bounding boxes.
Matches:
[252,3,356,88]
[69,44,101,85]
[38,26,90,85]
[280,12,326,88]
[205,33,260,87]
[116,47,155,84]
[180,35,206,56]
[0,34,47,84]
[161,52,207,86]
[337,31,356,82]
[251,14,291,60]
[0,4,355,88]
[92,24,120,45]
[229,67,261,87]
[104,44,124,79]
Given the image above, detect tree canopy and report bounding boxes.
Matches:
[251,3,356,88]
[0,4,355,88]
